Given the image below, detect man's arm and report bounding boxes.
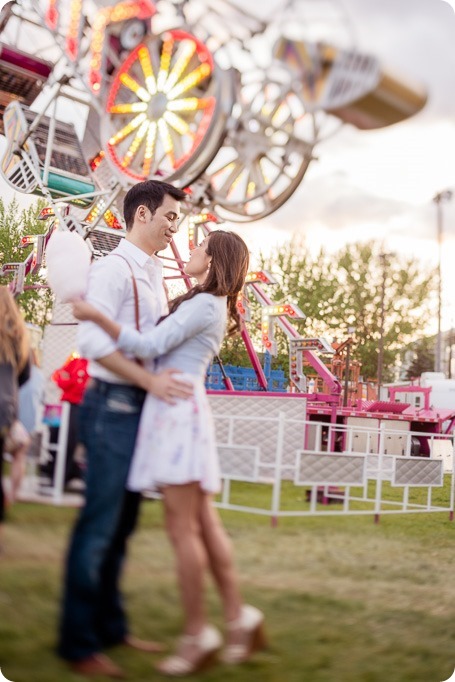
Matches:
[97,352,192,404]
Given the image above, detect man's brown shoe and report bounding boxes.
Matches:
[69,653,125,678]
[122,635,166,653]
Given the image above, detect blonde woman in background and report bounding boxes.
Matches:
[7,348,45,501]
[0,286,30,546]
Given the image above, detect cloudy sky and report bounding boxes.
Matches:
[0,0,454,332]
[233,0,455,335]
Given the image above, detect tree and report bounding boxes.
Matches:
[0,197,54,327]
[259,239,436,383]
[219,335,254,367]
[405,338,435,379]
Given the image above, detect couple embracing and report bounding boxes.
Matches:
[57,180,266,678]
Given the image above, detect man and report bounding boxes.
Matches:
[58,180,192,678]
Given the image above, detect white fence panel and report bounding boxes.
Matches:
[207,400,455,520]
[210,394,307,480]
[294,452,367,487]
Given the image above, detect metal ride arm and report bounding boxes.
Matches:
[250,282,342,396]
[0,216,58,294]
[167,0,267,54]
[301,348,341,397]
[240,324,268,391]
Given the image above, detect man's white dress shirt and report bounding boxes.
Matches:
[77,239,168,384]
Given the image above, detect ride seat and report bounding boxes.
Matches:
[274,38,427,128]
[0,43,52,134]
[1,101,96,206]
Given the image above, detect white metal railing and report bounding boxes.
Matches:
[212,412,455,522]
[19,403,455,521]
[20,401,72,505]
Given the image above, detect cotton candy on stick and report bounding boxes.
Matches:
[45,230,92,302]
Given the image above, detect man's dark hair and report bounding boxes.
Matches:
[123,180,187,230]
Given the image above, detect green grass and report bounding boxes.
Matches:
[2,486,455,682]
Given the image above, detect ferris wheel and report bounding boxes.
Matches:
[0,0,366,228]
[0,0,426,392]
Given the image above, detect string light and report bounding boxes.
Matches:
[290,338,334,353]
[85,200,124,230]
[262,303,304,318]
[88,0,156,94]
[19,235,36,247]
[88,151,105,171]
[66,0,83,60]
[38,206,55,220]
[45,0,59,29]
[245,271,276,284]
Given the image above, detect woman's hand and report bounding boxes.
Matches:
[72,300,101,322]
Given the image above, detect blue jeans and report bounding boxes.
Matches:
[58,380,146,661]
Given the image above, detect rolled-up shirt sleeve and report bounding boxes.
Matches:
[77,258,127,360]
[118,296,216,360]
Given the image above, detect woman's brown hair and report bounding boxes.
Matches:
[169,230,249,335]
[0,286,29,371]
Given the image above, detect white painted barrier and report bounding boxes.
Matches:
[209,394,455,520]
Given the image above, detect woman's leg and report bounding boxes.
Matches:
[199,493,266,661]
[10,441,29,503]
[158,483,223,676]
[198,493,242,623]
[162,482,207,636]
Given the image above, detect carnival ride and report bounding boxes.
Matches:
[1,0,445,450]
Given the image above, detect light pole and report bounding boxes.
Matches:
[448,326,454,379]
[343,326,355,407]
[433,190,453,373]
[377,253,391,398]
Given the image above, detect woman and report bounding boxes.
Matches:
[73,230,266,676]
[0,287,30,544]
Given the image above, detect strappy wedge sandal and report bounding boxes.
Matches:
[222,605,267,664]
[156,624,222,677]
